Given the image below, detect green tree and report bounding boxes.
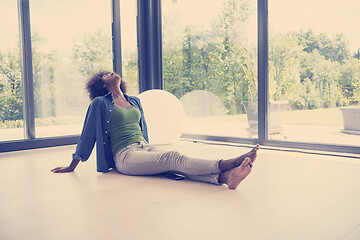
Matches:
[122,51,140,95]
[163,45,183,98]
[208,0,253,114]
[162,0,357,113]
[296,30,350,64]
[269,33,302,102]
[73,29,112,76]
[0,47,23,123]
[163,0,254,114]
[31,32,56,118]
[339,58,360,104]
[269,31,348,109]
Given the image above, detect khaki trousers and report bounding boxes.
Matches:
[114,141,222,185]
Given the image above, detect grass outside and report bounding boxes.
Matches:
[188,106,357,127]
[1,106,357,129]
[283,107,343,126]
[0,116,84,129]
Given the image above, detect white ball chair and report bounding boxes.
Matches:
[138,89,185,145]
[180,90,227,117]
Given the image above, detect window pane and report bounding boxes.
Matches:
[120,0,139,95]
[162,0,258,138]
[29,0,112,138]
[0,1,24,141]
[269,0,360,146]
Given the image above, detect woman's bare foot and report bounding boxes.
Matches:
[219,157,253,189]
[219,144,259,171]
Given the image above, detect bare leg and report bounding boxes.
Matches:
[219,157,253,189]
[219,144,259,171]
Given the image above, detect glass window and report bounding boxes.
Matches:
[29,0,112,138]
[162,0,258,138]
[0,1,24,141]
[269,0,360,146]
[120,0,139,95]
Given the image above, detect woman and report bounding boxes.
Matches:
[51,71,259,189]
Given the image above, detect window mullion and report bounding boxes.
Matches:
[112,0,122,77]
[137,0,163,92]
[257,0,269,143]
[18,0,35,139]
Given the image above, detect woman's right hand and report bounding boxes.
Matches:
[51,159,80,173]
[51,166,75,173]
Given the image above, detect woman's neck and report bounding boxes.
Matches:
[109,86,125,100]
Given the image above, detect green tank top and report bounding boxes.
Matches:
[109,105,145,155]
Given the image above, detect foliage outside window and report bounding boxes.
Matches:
[163,0,360,114]
[163,0,257,115]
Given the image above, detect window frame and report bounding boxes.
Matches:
[1,0,359,156]
[0,0,122,152]
[159,0,360,155]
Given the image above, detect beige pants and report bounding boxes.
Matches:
[113,141,222,185]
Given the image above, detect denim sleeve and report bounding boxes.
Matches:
[72,101,98,162]
[135,97,149,143]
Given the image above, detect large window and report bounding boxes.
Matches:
[0,1,24,141]
[1,0,359,154]
[120,0,139,95]
[269,0,360,147]
[29,0,112,138]
[162,0,258,138]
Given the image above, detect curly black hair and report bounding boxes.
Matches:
[85,71,127,100]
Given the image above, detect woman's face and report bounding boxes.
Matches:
[102,72,121,87]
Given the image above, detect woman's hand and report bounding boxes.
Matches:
[51,166,75,173]
[51,159,80,173]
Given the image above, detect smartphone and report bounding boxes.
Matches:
[165,173,185,181]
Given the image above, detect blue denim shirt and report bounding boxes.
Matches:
[72,92,148,173]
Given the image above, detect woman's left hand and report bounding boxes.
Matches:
[51,166,75,173]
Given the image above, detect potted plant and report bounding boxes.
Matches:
[340,107,360,135]
[242,100,288,134]
[241,51,289,134]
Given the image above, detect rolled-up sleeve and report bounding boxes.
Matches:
[72,100,98,162]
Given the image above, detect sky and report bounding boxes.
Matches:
[0,0,112,53]
[269,0,360,52]
[0,0,359,54]
[162,0,360,52]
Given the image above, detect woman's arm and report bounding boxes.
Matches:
[51,99,98,173]
[51,159,80,173]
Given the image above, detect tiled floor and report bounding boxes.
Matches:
[1,141,360,240]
